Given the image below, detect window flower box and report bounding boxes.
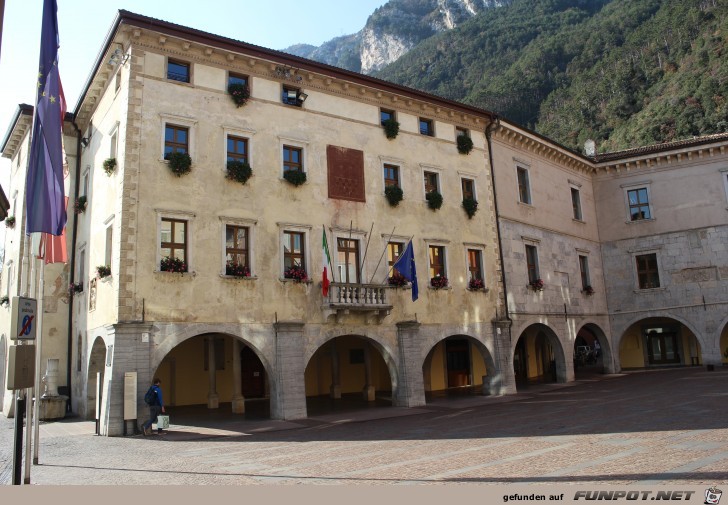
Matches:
[0,295,9,307]
[529,278,544,291]
[430,275,449,289]
[69,282,83,296]
[457,134,474,155]
[284,265,308,282]
[227,82,250,108]
[583,285,595,295]
[74,196,87,214]
[468,278,485,291]
[226,261,250,278]
[382,118,399,139]
[384,185,403,207]
[283,170,306,187]
[226,160,253,185]
[388,272,408,287]
[426,190,443,210]
[160,256,188,273]
[4,216,15,228]
[103,157,117,176]
[462,197,478,218]
[165,152,192,177]
[96,265,111,279]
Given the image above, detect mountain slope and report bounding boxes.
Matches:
[375,0,728,152]
[283,0,510,74]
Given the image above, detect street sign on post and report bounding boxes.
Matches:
[7,345,36,390]
[10,297,37,341]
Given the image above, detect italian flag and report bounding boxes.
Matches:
[322,227,332,296]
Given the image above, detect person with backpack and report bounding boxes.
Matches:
[141,378,165,436]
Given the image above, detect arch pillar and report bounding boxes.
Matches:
[395,321,425,408]
[272,322,306,420]
[492,319,516,395]
[102,322,154,437]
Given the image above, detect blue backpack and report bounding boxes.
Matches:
[144,386,157,405]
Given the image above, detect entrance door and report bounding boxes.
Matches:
[647,331,680,364]
[241,347,266,397]
[446,339,471,387]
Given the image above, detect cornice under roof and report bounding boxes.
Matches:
[594,132,728,163]
[0,104,33,158]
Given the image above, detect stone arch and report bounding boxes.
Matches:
[511,323,568,388]
[304,333,399,408]
[421,333,500,397]
[86,336,107,421]
[614,312,705,355]
[573,321,615,374]
[618,316,704,370]
[151,330,275,415]
[717,315,728,366]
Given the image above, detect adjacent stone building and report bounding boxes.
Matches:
[1,11,726,435]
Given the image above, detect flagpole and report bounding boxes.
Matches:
[369,227,396,284]
[33,258,45,464]
[358,222,374,282]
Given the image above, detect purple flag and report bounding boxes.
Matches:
[25,0,67,236]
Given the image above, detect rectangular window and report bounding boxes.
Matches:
[283,231,305,270]
[380,108,395,125]
[424,171,439,194]
[110,130,118,159]
[228,73,248,88]
[571,187,582,220]
[227,135,248,163]
[82,171,89,198]
[467,249,483,282]
[282,85,304,106]
[419,118,434,136]
[383,164,400,188]
[167,59,190,83]
[456,126,469,138]
[226,225,249,268]
[114,70,121,92]
[336,238,360,284]
[429,245,446,279]
[628,188,651,221]
[525,244,539,283]
[517,166,531,204]
[387,242,404,277]
[164,125,188,158]
[78,248,86,285]
[283,145,303,173]
[579,255,590,289]
[160,218,187,262]
[104,225,113,267]
[462,178,475,200]
[636,253,660,289]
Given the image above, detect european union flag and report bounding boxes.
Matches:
[25,0,66,236]
[393,240,418,302]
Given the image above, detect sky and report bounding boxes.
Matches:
[0,0,388,231]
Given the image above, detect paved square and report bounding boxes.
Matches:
[2,368,726,485]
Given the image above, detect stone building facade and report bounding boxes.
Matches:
[1,11,726,435]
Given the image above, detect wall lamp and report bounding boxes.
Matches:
[297,92,308,103]
[80,137,89,148]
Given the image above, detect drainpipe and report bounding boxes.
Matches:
[65,121,82,412]
[485,115,510,322]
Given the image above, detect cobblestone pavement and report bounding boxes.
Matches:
[1,368,727,486]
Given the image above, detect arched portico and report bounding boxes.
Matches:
[86,336,107,421]
[422,334,499,398]
[512,323,568,390]
[718,317,728,366]
[153,331,273,419]
[573,322,614,376]
[304,334,396,414]
[618,316,703,370]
